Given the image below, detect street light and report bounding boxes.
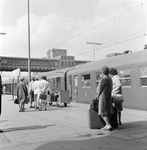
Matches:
[27,0,31,83]
[86,42,102,61]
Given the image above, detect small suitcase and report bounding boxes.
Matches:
[110,107,118,128]
[88,108,105,129]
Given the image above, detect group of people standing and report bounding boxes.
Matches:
[96,66,123,131]
[16,75,51,112]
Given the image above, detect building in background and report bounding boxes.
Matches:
[0,48,90,82]
[46,48,90,69]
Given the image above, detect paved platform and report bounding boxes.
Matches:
[0,95,147,150]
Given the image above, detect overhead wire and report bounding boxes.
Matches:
[49,1,147,57]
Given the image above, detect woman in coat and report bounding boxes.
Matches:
[16,78,28,112]
[109,68,123,125]
[96,66,113,131]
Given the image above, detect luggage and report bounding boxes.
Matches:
[88,108,105,129]
[88,98,105,129]
[110,107,118,128]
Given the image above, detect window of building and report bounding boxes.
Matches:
[118,68,131,87]
[96,72,103,87]
[140,65,147,87]
[81,74,91,87]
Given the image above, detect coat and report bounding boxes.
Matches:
[96,75,113,116]
[16,81,28,104]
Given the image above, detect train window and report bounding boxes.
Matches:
[96,72,103,87]
[53,78,56,88]
[75,76,78,86]
[81,74,91,87]
[56,77,60,88]
[140,66,147,87]
[118,69,131,87]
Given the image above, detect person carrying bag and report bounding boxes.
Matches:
[109,68,123,126]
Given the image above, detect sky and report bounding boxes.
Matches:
[0,0,147,62]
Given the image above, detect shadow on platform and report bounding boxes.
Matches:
[34,120,147,150]
[2,124,56,133]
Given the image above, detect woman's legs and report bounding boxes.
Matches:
[101,115,112,130]
[39,102,42,111]
[117,111,122,125]
[19,101,25,112]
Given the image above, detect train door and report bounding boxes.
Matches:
[74,75,78,102]
[70,75,78,102]
[56,77,61,91]
[68,75,72,100]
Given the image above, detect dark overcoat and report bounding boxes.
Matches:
[96,75,113,116]
[16,81,28,103]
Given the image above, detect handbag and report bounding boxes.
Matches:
[112,94,124,103]
[90,97,99,112]
[39,92,47,100]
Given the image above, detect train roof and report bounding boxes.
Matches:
[33,67,71,79]
[75,50,147,74]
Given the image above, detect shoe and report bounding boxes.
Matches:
[101,126,106,130]
[119,122,122,126]
[35,107,39,109]
[45,109,47,111]
[39,108,42,111]
[19,109,25,112]
[103,125,112,131]
[30,106,34,108]
[0,130,3,133]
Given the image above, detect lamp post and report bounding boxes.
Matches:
[0,32,6,130]
[27,0,31,83]
[86,42,102,61]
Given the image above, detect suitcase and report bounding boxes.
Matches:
[110,107,118,128]
[88,108,105,129]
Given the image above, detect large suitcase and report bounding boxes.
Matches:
[88,108,105,129]
[110,107,118,128]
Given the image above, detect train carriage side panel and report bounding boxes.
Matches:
[122,63,147,110]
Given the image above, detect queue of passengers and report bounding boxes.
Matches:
[16,75,52,112]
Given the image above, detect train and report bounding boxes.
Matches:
[3,49,147,110]
[33,49,147,110]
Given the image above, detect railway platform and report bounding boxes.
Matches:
[0,95,147,150]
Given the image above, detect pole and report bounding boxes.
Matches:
[86,42,102,61]
[28,0,31,83]
[93,43,95,61]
